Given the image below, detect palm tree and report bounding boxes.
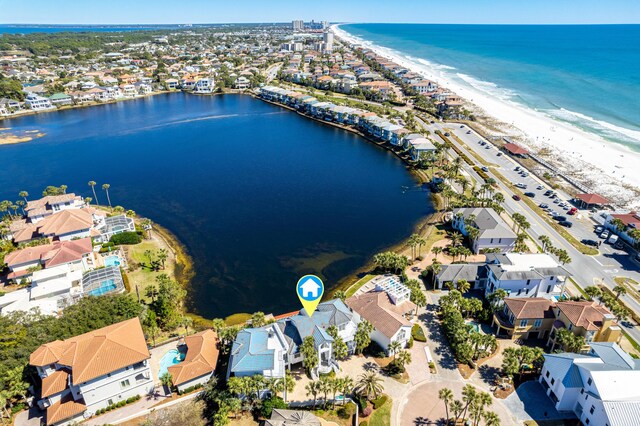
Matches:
[88,181,100,205]
[610,218,626,233]
[305,381,320,408]
[340,376,354,405]
[450,400,464,423]
[584,286,602,302]
[102,183,112,209]
[431,246,443,259]
[449,232,463,247]
[157,248,169,269]
[457,279,471,294]
[407,234,420,260]
[438,388,453,422]
[613,285,627,300]
[430,259,442,289]
[388,340,402,358]
[483,411,501,426]
[461,384,477,421]
[18,191,28,203]
[397,350,412,369]
[334,290,347,301]
[415,235,427,258]
[354,371,384,400]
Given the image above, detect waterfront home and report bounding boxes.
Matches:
[390,127,410,146]
[120,84,137,97]
[266,409,321,426]
[346,275,416,354]
[435,263,487,290]
[165,78,180,90]
[25,93,54,110]
[180,78,196,90]
[484,253,569,300]
[30,318,154,426]
[539,342,640,426]
[234,76,250,89]
[492,297,556,341]
[451,207,517,254]
[167,330,219,392]
[547,301,620,351]
[404,135,436,161]
[228,299,358,380]
[410,80,438,94]
[25,193,86,223]
[381,123,404,142]
[94,214,136,243]
[48,93,73,106]
[4,237,94,282]
[194,78,214,94]
[0,97,21,115]
[36,208,103,242]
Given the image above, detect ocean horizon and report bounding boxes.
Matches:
[340,23,640,154]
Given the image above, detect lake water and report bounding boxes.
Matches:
[0,94,430,318]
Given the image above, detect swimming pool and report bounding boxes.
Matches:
[158,349,185,379]
[87,280,117,296]
[104,255,121,267]
[466,320,483,334]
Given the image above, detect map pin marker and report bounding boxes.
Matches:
[296,275,324,317]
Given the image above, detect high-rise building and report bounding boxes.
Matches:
[322,21,329,29]
[323,31,334,52]
[292,20,304,31]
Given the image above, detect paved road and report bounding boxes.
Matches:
[415,117,640,343]
[265,62,282,82]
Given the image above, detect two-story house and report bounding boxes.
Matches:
[30,318,154,426]
[167,330,219,393]
[346,275,416,354]
[451,208,517,254]
[539,342,640,426]
[25,194,86,223]
[484,253,569,301]
[548,301,621,352]
[228,299,358,380]
[492,297,556,341]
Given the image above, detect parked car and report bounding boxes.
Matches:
[553,199,561,204]
[567,207,578,215]
[466,130,471,134]
[485,145,491,149]
[553,215,567,222]
[515,183,527,189]
[460,125,465,128]
[496,152,502,156]
[582,239,599,247]
[524,192,536,198]
[512,195,521,201]
[521,172,529,177]
[539,203,549,208]
[536,185,545,190]
[481,166,489,172]
[595,225,604,233]
[444,132,451,137]
[600,230,610,239]
[559,221,573,228]
[515,166,521,171]
[608,234,619,245]
[544,190,553,196]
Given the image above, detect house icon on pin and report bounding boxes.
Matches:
[300,278,321,299]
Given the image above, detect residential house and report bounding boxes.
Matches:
[167,330,219,392]
[484,253,569,300]
[93,214,136,243]
[435,263,486,290]
[25,93,54,110]
[0,97,21,115]
[346,275,416,354]
[228,299,358,379]
[25,194,85,223]
[30,318,154,426]
[403,134,436,161]
[36,209,102,242]
[48,93,73,106]
[451,207,517,254]
[539,342,640,426]
[548,301,621,351]
[603,211,640,246]
[234,76,250,89]
[492,298,556,340]
[194,78,214,94]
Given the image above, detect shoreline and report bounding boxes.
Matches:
[333,24,640,209]
[254,94,441,301]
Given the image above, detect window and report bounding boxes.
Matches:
[581,388,584,394]
[120,379,131,389]
[585,419,590,425]
[534,319,542,328]
[498,238,502,243]
[526,279,531,285]
[546,285,551,293]
[520,320,528,327]
[108,399,114,406]
[587,377,592,386]
[525,288,529,294]
[551,378,555,385]
[545,371,550,378]
[568,324,573,331]
[590,405,595,415]
[490,238,494,244]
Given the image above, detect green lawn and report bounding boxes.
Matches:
[369,398,392,426]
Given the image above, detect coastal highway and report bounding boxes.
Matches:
[265,62,282,82]
[416,116,640,343]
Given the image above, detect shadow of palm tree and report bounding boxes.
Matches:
[478,364,501,386]
[363,361,379,372]
[420,303,458,370]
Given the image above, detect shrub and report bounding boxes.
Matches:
[356,395,368,412]
[360,422,368,426]
[372,395,388,409]
[411,324,426,342]
[110,231,142,245]
[261,396,288,418]
[406,335,414,349]
[337,402,357,419]
[386,359,405,375]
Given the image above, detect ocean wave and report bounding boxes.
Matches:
[454,73,516,101]
[547,108,640,146]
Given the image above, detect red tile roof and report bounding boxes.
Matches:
[167,330,219,386]
[575,193,610,205]
[504,298,555,319]
[503,143,529,155]
[556,301,615,331]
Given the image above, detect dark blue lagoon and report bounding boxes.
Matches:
[0,94,431,317]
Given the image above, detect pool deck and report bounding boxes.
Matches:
[149,340,182,384]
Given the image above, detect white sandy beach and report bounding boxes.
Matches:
[333,25,640,209]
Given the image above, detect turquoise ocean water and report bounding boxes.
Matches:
[341,24,640,152]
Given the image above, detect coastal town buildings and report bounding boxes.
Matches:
[29,318,154,426]
[451,207,517,254]
[167,330,219,392]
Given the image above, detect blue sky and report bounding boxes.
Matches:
[1,0,639,25]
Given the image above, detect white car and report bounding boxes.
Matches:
[515,183,527,189]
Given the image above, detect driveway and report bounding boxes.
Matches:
[419,298,462,382]
[503,381,576,423]
[399,379,519,426]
